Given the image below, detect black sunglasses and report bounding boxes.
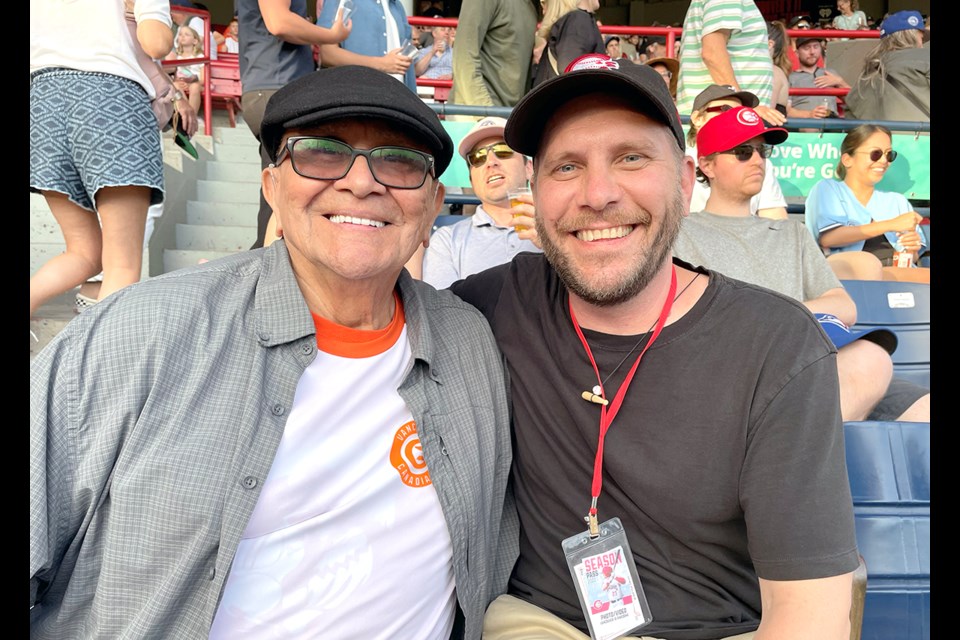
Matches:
[856,149,898,163]
[715,144,774,162]
[467,142,516,168]
[274,136,435,189]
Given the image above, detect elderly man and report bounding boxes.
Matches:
[673,105,928,424]
[414,23,454,79]
[449,53,859,639]
[419,116,541,288]
[30,66,517,639]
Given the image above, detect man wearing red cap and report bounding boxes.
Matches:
[673,106,929,423]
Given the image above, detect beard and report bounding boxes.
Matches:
[537,183,686,307]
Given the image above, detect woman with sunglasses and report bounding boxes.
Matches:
[805,124,929,283]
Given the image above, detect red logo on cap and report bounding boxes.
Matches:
[566,54,620,73]
[737,109,761,126]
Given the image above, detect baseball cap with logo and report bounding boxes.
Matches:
[457,116,509,161]
[692,84,760,114]
[505,53,683,156]
[696,106,788,158]
[795,35,824,48]
[879,10,925,38]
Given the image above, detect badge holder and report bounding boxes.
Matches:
[562,517,652,640]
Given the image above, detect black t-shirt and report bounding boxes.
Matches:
[451,254,860,639]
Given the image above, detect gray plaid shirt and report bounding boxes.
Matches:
[31,240,518,639]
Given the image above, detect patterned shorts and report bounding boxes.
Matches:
[30,68,164,212]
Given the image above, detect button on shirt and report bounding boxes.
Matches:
[316,0,417,92]
[30,240,518,640]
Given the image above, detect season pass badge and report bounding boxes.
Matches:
[390,420,432,488]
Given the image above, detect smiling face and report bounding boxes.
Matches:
[533,94,694,306]
[467,136,531,207]
[841,130,894,187]
[264,118,444,286]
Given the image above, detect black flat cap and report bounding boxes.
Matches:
[691,84,760,113]
[260,66,454,176]
[505,53,684,156]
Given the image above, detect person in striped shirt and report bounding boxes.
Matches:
[675,0,781,126]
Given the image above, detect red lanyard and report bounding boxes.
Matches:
[569,265,677,536]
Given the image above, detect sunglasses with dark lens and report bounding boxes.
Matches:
[275,136,435,189]
[715,144,774,162]
[703,104,735,114]
[857,149,898,163]
[467,142,516,168]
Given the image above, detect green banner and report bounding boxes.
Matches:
[440,122,930,201]
[767,131,929,201]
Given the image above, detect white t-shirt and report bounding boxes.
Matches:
[209,306,455,639]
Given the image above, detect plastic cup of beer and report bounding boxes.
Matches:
[508,186,533,232]
[399,38,418,58]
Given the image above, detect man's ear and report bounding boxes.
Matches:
[263,167,282,236]
[524,157,534,182]
[680,154,697,216]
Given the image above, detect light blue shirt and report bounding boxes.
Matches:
[805,178,926,254]
[416,44,454,79]
[422,206,542,289]
[317,0,417,92]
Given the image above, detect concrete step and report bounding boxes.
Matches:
[175,223,256,252]
[164,249,238,273]
[187,201,259,227]
[197,179,260,204]
[205,161,261,183]
[210,142,260,164]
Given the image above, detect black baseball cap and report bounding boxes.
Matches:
[692,84,761,113]
[504,53,684,155]
[260,66,454,175]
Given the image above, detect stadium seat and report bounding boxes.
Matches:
[432,214,464,233]
[841,280,931,388]
[844,420,930,640]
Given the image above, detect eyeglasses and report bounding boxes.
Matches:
[274,136,435,189]
[656,70,673,79]
[703,104,735,114]
[466,142,516,168]
[715,144,774,161]
[856,149,898,163]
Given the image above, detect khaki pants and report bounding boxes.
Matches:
[482,594,757,640]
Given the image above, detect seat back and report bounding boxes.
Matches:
[841,280,931,388]
[432,214,464,233]
[844,420,930,640]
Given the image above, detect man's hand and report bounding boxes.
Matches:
[381,48,413,74]
[809,104,831,119]
[896,229,924,254]
[329,8,352,42]
[813,71,849,88]
[754,105,787,126]
[507,193,540,248]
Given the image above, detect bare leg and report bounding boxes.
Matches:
[826,252,884,281]
[95,185,150,301]
[187,82,202,115]
[881,266,931,283]
[30,191,103,316]
[836,340,893,421]
[896,393,930,422]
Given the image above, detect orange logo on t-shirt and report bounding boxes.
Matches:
[390,421,433,488]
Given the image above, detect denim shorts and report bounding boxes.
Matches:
[30,68,164,211]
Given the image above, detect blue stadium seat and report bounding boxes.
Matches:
[432,214,464,233]
[844,420,930,640]
[841,280,931,388]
